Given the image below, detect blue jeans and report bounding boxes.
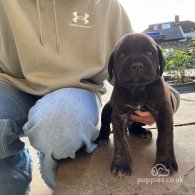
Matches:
[0,81,101,194]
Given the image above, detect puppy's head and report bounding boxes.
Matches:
[108,33,165,87]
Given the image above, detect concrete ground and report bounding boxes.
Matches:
[26,83,195,195]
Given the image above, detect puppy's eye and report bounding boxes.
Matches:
[146,51,153,56]
[118,52,126,58]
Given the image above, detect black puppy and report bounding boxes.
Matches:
[96,33,178,177]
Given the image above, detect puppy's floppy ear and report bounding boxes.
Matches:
[108,52,115,81]
[157,45,165,76]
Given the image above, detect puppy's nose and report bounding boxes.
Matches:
[131,62,144,72]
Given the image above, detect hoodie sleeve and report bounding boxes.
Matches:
[106,0,133,84]
[0,4,5,73]
[169,86,180,113]
[0,3,7,74]
[0,23,4,73]
[108,0,133,48]
[0,3,23,77]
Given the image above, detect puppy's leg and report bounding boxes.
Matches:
[95,102,112,145]
[129,122,152,139]
[155,106,178,174]
[111,109,132,177]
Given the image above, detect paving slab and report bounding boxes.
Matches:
[54,85,195,195]
[174,93,195,125]
[54,126,195,195]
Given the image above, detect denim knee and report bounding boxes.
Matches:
[23,88,100,188]
[24,88,100,159]
[25,109,99,159]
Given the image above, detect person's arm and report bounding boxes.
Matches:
[129,78,180,125]
[107,0,133,85]
[169,84,180,113]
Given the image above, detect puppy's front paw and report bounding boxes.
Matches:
[154,156,178,175]
[111,158,132,178]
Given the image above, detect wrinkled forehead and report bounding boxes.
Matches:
[116,33,157,53]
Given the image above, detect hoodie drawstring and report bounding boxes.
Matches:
[36,0,44,45]
[36,0,60,52]
[53,0,60,52]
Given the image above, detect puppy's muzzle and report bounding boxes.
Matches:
[131,62,144,76]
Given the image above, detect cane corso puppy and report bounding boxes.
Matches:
[96,33,178,177]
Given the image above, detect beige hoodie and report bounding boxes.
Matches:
[0,0,132,96]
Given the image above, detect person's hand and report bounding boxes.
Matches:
[129,110,155,125]
[128,78,172,126]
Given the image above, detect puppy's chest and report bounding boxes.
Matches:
[118,98,149,114]
[112,90,154,115]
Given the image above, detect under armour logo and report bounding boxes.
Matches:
[72,12,90,25]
